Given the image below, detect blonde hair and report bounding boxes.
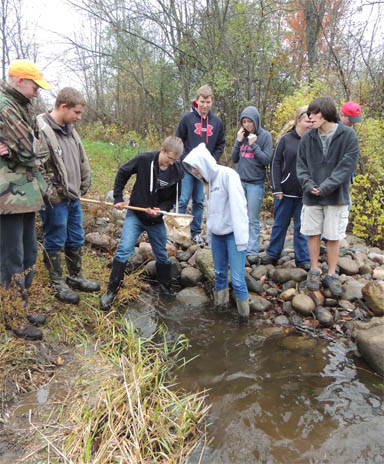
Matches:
[196,84,213,100]
[277,105,308,140]
[161,136,184,157]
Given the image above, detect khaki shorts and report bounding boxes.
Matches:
[300,205,349,240]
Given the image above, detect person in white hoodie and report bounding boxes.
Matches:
[183,143,250,321]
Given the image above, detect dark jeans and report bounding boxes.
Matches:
[40,199,84,253]
[115,210,169,265]
[178,171,205,237]
[0,212,37,289]
[267,196,309,264]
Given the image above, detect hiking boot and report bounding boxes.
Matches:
[296,261,311,271]
[192,234,205,247]
[100,259,127,311]
[214,288,229,312]
[65,247,100,292]
[260,254,278,265]
[323,274,343,296]
[247,255,260,265]
[306,269,321,290]
[26,313,47,326]
[43,251,80,304]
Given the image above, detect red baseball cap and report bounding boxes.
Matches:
[341,101,362,123]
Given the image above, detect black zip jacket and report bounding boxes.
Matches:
[271,128,302,197]
[297,124,359,206]
[113,151,184,225]
[175,101,225,161]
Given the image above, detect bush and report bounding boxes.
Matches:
[350,118,384,248]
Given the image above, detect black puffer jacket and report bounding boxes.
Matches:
[271,128,302,197]
[113,151,184,225]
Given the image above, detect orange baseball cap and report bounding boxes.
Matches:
[8,59,51,90]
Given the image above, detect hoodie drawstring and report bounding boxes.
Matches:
[200,115,209,144]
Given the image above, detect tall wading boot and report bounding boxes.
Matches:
[65,247,100,292]
[214,288,229,312]
[156,262,174,296]
[43,251,80,304]
[236,297,250,323]
[100,259,127,311]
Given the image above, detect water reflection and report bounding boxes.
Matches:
[159,301,384,463]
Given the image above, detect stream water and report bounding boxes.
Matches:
[150,296,384,464]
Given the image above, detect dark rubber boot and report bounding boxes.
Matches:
[4,313,43,341]
[43,251,80,304]
[65,247,100,292]
[100,259,127,311]
[156,262,174,296]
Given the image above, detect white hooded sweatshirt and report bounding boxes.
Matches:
[183,143,249,251]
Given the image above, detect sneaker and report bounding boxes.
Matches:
[247,255,260,265]
[192,234,205,246]
[296,261,311,271]
[306,269,321,290]
[260,254,278,265]
[323,274,343,296]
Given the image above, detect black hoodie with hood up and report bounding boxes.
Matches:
[175,100,225,162]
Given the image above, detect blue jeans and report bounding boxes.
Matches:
[0,212,37,289]
[211,232,248,300]
[242,182,265,255]
[40,199,84,253]
[267,196,309,264]
[178,171,205,237]
[115,210,169,264]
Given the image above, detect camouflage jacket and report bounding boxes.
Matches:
[0,82,48,214]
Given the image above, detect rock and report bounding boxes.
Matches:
[373,268,384,280]
[337,256,360,275]
[342,280,365,301]
[249,293,272,312]
[315,306,334,328]
[245,273,264,293]
[302,287,325,306]
[111,207,126,222]
[280,288,297,301]
[180,267,203,287]
[368,252,384,265]
[282,280,297,291]
[339,299,355,310]
[175,287,211,306]
[362,281,384,316]
[251,265,268,280]
[290,314,303,326]
[177,250,192,262]
[279,335,317,352]
[145,260,156,278]
[105,190,114,203]
[169,256,182,279]
[85,232,117,250]
[353,318,384,376]
[274,315,289,325]
[194,248,215,282]
[272,268,306,284]
[282,301,294,315]
[292,294,316,316]
[127,248,144,268]
[266,288,280,297]
[359,263,373,275]
[166,243,177,257]
[324,298,338,307]
[138,242,155,261]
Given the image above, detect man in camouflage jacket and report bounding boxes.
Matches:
[0,60,51,340]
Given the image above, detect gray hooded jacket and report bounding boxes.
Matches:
[231,106,272,184]
[183,144,249,251]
